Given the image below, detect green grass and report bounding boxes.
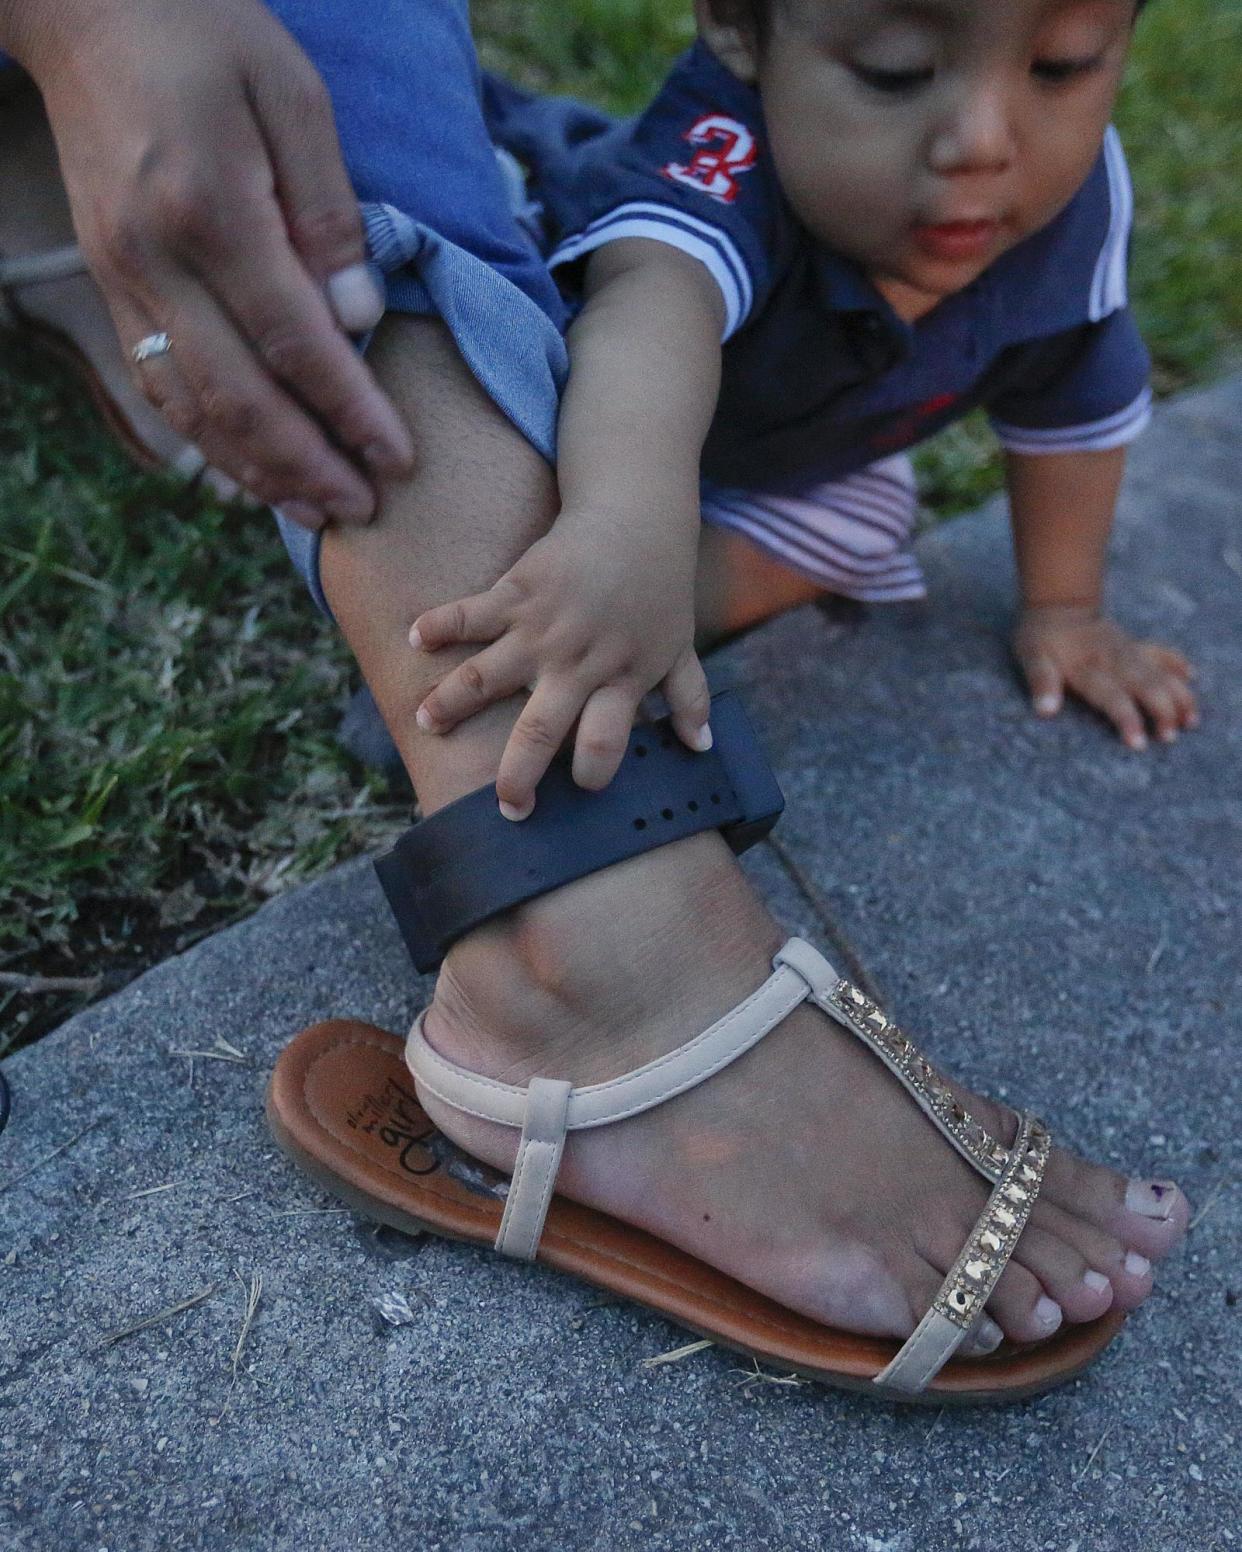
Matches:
[1119,0,1242,390]
[2,0,1239,1053]
[0,344,402,1054]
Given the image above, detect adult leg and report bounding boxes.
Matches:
[3,0,1188,1339]
[317,312,1188,1348]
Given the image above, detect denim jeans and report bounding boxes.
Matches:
[264,0,570,614]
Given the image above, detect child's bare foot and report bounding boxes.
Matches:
[1014,604,1199,751]
[416,831,1189,1350]
[0,83,236,495]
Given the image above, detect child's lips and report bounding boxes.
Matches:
[910,218,1000,261]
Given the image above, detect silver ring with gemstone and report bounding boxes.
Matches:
[131,332,173,364]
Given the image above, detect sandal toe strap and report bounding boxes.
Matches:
[874,1111,1051,1396]
[775,939,1013,1183]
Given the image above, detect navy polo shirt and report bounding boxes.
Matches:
[484,44,1152,492]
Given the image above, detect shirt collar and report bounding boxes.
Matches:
[812,250,913,366]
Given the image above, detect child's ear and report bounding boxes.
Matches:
[694,0,761,82]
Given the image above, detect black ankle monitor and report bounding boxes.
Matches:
[374,690,784,972]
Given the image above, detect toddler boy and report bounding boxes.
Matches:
[409,0,1197,818]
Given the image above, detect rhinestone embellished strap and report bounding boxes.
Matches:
[822,977,1012,1184]
[874,1113,1051,1394]
[933,1112,1049,1326]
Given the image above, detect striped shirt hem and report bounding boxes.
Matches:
[701,464,926,602]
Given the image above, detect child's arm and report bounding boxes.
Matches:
[1006,445,1198,750]
[410,238,726,816]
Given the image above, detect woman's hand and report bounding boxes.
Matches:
[409,512,712,819]
[5,0,413,527]
[1014,604,1199,750]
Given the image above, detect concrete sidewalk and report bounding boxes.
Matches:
[2,378,1239,1552]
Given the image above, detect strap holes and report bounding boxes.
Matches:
[634,743,647,758]
[687,800,699,813]
[661,807,674,820]
[633,817,647,831]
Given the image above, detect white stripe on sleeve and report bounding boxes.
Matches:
[1089,127,1133,322]
[990,385,1152,455]
[549,201,754,339]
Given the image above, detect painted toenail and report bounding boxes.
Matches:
[1083,1270,1111,1294]
[1124,1251,1151,1278]
[1035,1296,1062,1331]
[1125,1179,1177,1220]
[975,1316,1004,1352]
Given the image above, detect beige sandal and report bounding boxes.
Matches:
[268,934,1125,1404]
[0,242,234,492]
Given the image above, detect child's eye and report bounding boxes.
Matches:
[1031,54,1104,84]
[852,64,935,94]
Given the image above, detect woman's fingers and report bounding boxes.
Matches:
[126,274,375,520]
[662,649,713,752]
[495,683,583,820]
[238,47,412,474]
[106,197,382,520]
[410,590,509,652]
[572,685,642,791]
[416,642,529,734]
[326,263,386,335]
[192,210,411,481]
[42,0,411,510]
[246,52,379,302]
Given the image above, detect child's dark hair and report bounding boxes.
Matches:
[706,0,1149,52]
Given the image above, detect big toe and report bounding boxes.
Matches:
[1039,1146,1190,1262]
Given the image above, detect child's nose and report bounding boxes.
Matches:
[927,83,1015,178]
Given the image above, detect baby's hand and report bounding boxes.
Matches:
[1013,604,1199,751]
[409,518,711,818]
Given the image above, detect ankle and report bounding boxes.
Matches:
[425,831,781,1081]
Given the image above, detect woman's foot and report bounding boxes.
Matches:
[419,831,1189,1352]
[318,315,1187,1355]
[0,83,236,495]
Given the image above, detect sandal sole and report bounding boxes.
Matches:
[266,1018,1126,1406]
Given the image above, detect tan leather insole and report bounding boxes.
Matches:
[266,1020,1126,1404]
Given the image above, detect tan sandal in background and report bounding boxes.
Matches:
[268,935,1125,1404]
[0,242,237,495]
